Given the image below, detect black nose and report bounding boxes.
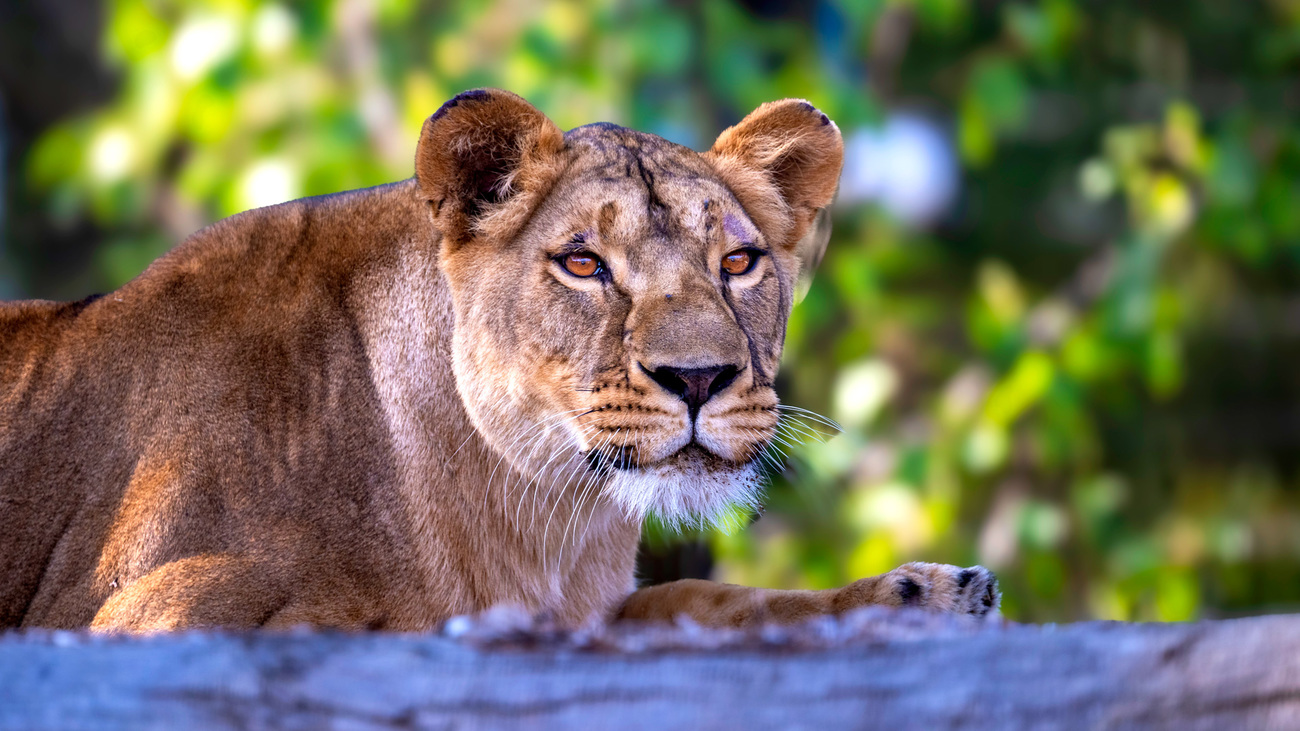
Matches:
[641,363,742,418]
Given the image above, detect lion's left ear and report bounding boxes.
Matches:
[705,100,844,280]
[415,89,566,249]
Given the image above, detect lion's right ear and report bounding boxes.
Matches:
[705,99,843,284]
[415,89,566,248]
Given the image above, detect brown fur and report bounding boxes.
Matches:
[0,89,997,632]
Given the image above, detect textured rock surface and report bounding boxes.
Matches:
[3,608,1299,730]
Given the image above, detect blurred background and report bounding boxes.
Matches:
[3,0,1300,622]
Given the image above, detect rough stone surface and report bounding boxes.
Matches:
[3,608,1298,730]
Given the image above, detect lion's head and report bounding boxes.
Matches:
[414,90,843,529]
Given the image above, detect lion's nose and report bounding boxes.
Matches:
[640,363,742,418]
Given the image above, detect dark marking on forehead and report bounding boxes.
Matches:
[565,124,712,180]
[565,124,697,236]
[631,155,669,234]
[724,213,756,243]
[561,124,745,248]
[597,202,618,239]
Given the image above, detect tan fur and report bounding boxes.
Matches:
[1,90,997,632]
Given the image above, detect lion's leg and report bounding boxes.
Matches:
[617,562,999,628]
[90,554,288,633]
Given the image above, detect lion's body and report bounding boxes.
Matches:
[1,182,635,629]
[1,90,997,632]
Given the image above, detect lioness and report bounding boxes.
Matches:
[1,89,998,631]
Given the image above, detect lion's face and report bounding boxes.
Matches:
[416,90,843,527]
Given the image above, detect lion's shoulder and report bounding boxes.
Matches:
[132,178,426,296]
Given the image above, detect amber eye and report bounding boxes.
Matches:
[722,249,758,276]
[560,252,602,278]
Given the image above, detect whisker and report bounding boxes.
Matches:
[543,428,614,567]
[514,412,589,529]
[776,417,826,446]
[565,428,618,561]
[742,427,789,479]
[443,396,494,468]
[774,404,843,433]
[768,427,807,453]
[484,407,589,523]
[495,422,551,529]
[531,426,591,534]
[561,427,619,566]
[529,421,598,531]
[581,427,641,549]
[743,421,811,494]
[506,412,580,529]
[753,441,787,476]
[481,415,538,514]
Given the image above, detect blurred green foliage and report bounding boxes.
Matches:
[12,0,1300,621]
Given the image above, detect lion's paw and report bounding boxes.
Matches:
[834,562,1000,617]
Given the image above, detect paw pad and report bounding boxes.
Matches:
[896,576,922,605]
[953,565,1000,617]
[891,562,1000,617]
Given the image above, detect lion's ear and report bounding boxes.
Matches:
[415,89,566,248]
[705,100,844,280]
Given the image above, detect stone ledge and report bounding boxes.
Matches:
[3,609,1298,730]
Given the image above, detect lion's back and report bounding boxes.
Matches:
[0,181,426,628]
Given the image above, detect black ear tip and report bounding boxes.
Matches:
[456,89,493,103]
[430,99,457,122]
[790,100,833,128]
[430,89,495,122]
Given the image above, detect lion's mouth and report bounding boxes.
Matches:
[595,442,765,527]
[586,441,741,474]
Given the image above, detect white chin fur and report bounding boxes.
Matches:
[601,448,764,530]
